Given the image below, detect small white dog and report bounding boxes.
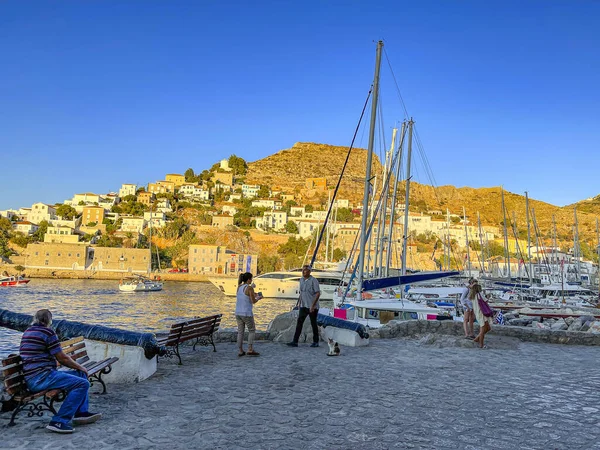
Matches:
[327,338,341,356]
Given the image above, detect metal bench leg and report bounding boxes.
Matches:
[192,337,200,351]
[8,402,25,427]
[174,343,182,365]
[89,366,111,395]
[209,334,217,352]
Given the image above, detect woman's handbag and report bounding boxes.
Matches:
[478,293,494,317]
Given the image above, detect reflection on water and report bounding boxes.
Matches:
[0,279,322,357]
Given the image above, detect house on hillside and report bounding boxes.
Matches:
[119,183,137,198]
[13,221,39,235]
[212,214,234,229]
[27,203,57,224]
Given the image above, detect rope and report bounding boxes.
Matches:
[309,87,372,268]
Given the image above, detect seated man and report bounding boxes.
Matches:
[20,309,101,434]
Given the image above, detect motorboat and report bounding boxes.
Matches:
[209,270,346,300]
[0,275,30,287]
[118,275,163,292]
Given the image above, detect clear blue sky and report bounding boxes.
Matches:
[1,1,598,210]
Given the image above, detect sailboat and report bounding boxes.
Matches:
[118,205,163,292]
[319,41,459,327]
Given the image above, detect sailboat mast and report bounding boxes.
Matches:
[446,208,450,270]
[596,218,599,297]
[574,207,581,280]
[385,122,406,276]
[357,40,383,297]
[325,190,331,263]
[401,119,414,276]
[148,203,153,273]
[525,191,533,285]
[552,214,558,282]
[478,212,485,275]
[501,188,511,279]
[376,127,397,277]
[463,206,471,277]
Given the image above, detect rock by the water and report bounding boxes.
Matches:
[550,320,568,331]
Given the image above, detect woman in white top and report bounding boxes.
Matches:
[471,283,493,348]
[236,272,262,357]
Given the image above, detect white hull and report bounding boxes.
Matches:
[119,282,163,292]
[209,271,344,300]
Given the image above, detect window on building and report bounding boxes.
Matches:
[45,260,48,266]
[35,252,38,256]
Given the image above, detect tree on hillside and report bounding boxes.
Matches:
[31,220,49,242]
[285,221,299,234]
[257,185,270,198]
[335,207,354,223]
[228,155,248,176]
[305,204,314,213]
[332,248,347,261]
[257,254,279,274]
[122,194,137,202]
[56,204,78,220]
[185,168,196,182]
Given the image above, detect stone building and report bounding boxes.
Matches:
[165,174,185,187]
[137,192,155,206]
[188,244,257,276]
[82,206,105,226]
[44,225,80,244]
[212,214,234,229]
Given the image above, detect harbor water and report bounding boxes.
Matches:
[0,279,310,358]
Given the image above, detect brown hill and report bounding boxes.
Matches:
[245,142,600,246]
[245,142,381,204]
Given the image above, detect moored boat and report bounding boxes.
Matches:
[119,275,163,292]
[0,276,30,287]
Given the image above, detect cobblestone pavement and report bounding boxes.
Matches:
[2,335,600,449]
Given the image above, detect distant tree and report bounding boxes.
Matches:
[335,207,354,223]
[122,194,137,202]
[332,248,347,261]
[78,201,85,206]
[257,185,270,198]
[285,221,299,234]
[228,155,248,176]
[0,217,12,233]
[10,233,30,248]
[304,204,314,213]
[184,168,196,182]
[31,220,49,242]
[136,187,146,194]
[56,204,78,220]
[257,254,279,274]
[14,265,25,273]
[95,234,123,247]
[86,222,97,227]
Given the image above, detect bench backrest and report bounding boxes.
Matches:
[1,355,28,397]
[60,336,89,367]
[163,314,222,346]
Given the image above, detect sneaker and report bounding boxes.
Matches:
[286,342,298,347]
[310,343,319,348]
[73,411,103,425]
[46,421,73,434]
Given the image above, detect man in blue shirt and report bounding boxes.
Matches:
[20,309,102,434]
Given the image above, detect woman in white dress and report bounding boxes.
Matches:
[471,283,493,348]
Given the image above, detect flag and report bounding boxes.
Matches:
[495,310,505,325]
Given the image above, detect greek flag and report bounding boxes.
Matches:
[495,310,505,325]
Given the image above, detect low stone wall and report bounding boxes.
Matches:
[18,267,211,282]
[369,319,600,346]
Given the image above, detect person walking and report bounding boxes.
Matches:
[19,309,101,434]
[236,272,261,357]
[471,283,494,348]
[287,265,321,347]
[460,278,476,339]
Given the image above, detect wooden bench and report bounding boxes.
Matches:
[60,336,120,395]
[1,336,119,426]
[2,354,66,426]
[157,314,222,365]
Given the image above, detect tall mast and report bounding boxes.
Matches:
[148,203,153,273]
[525,192,533,285]
[512,211,519,278]
[552,214,558,282]
[401,119,414,276]
[385,122,407,276]
[463,206,471,277]
[574,207,581,281]
[478,212,485,275]
[325,190,331,263]
[357,40,383,297]
[596,218,599,297]
[446,208,450,270]
[376,128,397,276]
[501,187,511,279]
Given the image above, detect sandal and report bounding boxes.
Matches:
[238,351,246,357]
[247,351,260,356]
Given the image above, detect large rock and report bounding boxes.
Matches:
[588,321,600,334]
[550,320,568,331]
[267,310,314,343]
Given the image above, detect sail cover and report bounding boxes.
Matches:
[362,271,460,292]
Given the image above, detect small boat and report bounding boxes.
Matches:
[0,275,30,287]
[119,275,163,292]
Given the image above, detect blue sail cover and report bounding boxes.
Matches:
[362,271,460,292]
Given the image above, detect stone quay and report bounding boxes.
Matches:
[2,323,600,449]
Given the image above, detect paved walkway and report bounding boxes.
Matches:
[2,335,600,449]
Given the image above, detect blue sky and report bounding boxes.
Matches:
[1,1,598,210]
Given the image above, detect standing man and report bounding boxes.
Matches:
[20,309,102,434]
[287,265,321,347]
[460,278,476,339]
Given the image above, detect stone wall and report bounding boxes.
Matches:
[369,319,600,346]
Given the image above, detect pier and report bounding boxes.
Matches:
[2,336,599,449]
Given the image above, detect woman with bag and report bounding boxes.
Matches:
[235,272,262,357]
[470,283,494,349]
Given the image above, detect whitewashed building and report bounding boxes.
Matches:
[121,216,147,233]
[242,184,260,198]
[13,221,39,234]
[258,211,288,231]
[143,212,166,228]
[118,184,137,198]
[27,203,57,224]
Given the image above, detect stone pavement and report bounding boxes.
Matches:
[2,335,600,449]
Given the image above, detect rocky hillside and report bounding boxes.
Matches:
[245,142,382,204]
[244,142,600,245]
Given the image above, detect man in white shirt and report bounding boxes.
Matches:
[287,265,321,348]
[460,278,476,339]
